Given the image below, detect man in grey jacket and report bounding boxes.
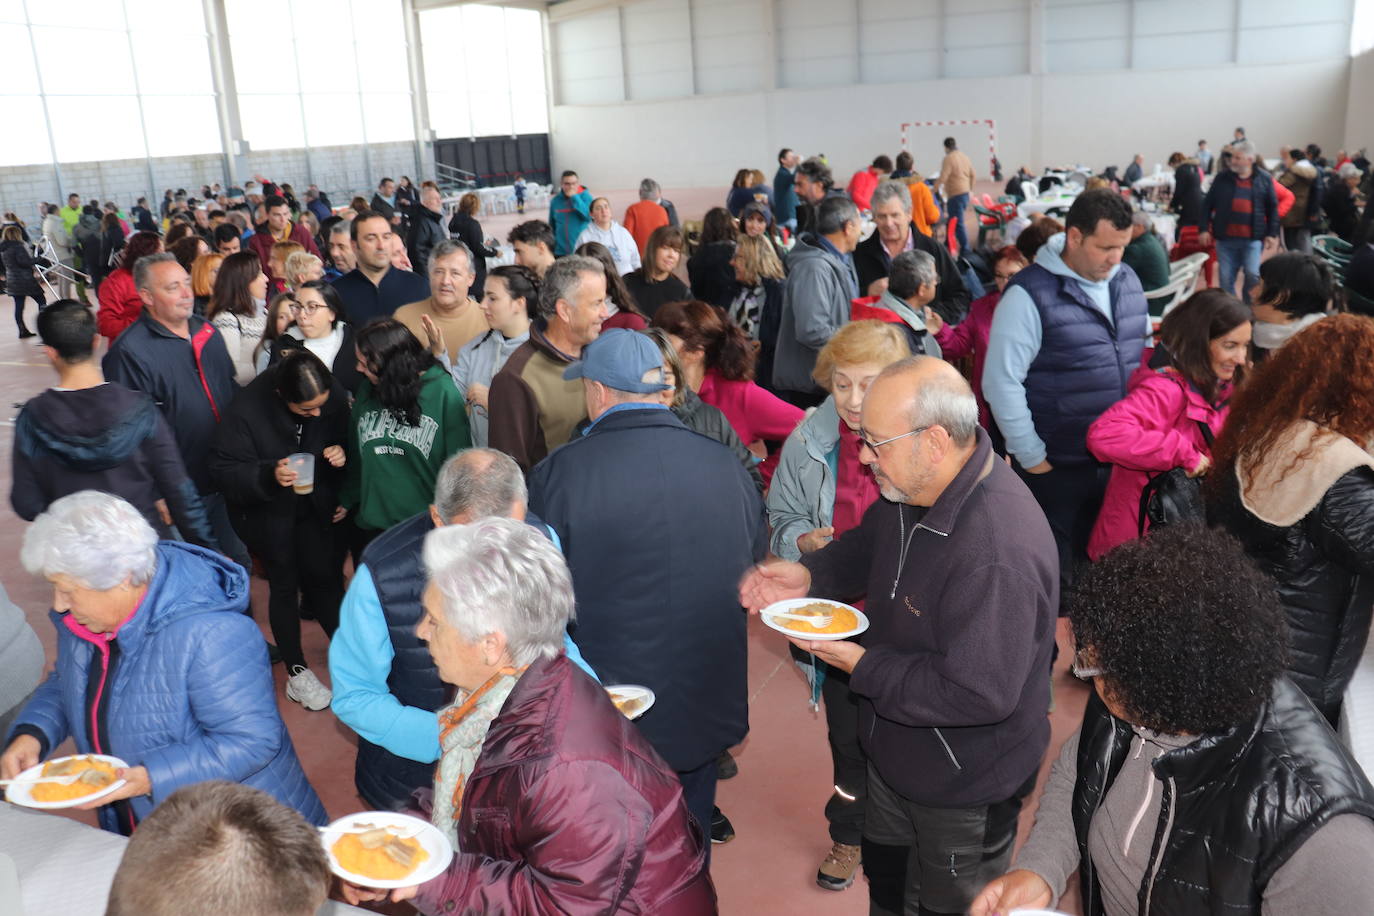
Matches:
[773,195,861,408]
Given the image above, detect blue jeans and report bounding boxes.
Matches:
[1215,237,1262,303]
[946,192,970,253]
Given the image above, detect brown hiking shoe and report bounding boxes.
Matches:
[816,841,861,890]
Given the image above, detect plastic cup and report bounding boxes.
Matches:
[287,452,315,495]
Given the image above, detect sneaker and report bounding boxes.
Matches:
[709,807,735,844]
[716,750,738,780]
[816,842,862,891]
[285,666,332,710]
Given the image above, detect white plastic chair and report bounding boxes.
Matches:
[1169,252,1208,280]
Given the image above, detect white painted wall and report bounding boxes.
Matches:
[546,0,1359,190]
[1347,49,1374,152]
[550,59,1350,190]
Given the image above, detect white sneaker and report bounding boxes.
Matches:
[285,666,332,710]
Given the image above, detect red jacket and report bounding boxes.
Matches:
[413,654,717,915]
[933,290,1001,431]
[846,168,881,211]
[247,221,321,283]
[97,268,143,342]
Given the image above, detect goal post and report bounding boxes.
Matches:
[899,119,998,178]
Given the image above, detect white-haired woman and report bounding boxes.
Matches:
[342,518,715,914]
[0,491,327,835]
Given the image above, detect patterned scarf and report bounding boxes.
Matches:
[431,666,525,848]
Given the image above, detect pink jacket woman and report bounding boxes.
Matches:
[1087,365,1229,560]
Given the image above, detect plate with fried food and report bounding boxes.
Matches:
[604,685,655,720]
[760,599,869,641]
[323,812,453,889]
[4,754,128,809]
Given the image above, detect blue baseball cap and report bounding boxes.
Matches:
[563,329,672,393]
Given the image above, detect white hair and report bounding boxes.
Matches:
[1230,140,1256,159]
[21,491,158,589]
[1338,162,1360,180]
[422,517,573,666]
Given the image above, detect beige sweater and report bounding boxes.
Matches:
[938,149,976,197]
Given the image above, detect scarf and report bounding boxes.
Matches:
[431,666,525,847]
[1238,419,1374,526]
[1252,312,1325,351]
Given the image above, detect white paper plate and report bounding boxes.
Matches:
[760,598,869,641]
[605,685,655,720]
[322,811,453,889]
[5,754,129,810]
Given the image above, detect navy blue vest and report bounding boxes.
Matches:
[1010,261,1147,467]
[351,510,559,810]
[353,511,450,810]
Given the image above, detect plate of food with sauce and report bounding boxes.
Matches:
[4,754,129,809]
[760,599,869,641]
[323,811,452,889]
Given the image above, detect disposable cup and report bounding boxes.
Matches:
[288,452,315,495]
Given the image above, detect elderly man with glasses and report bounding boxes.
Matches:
[741,355,1059,916]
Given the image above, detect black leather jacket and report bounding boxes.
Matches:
[1209,466,1374,723]
[1073,679,1374,915]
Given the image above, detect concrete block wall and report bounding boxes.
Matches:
[0,141,422,227]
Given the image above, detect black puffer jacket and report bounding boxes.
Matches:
[1209,466,1374,723]
[0,238,42,297]
[1073,679,1374,916]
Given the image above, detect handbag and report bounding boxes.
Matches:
[1137,418,1215,536]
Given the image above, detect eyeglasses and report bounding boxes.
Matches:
[859,426,929,451]
[289,302,326,314]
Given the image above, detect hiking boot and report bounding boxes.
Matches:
[816,841,862,891]
[709,807,735,844]
[716,750,738,780]
[285,665,332,710]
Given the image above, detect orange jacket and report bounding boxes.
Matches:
[907,180,940,237]
[623,200,669,256]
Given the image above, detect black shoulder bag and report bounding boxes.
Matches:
[1136,419,1215,536]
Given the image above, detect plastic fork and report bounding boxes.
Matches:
[324,822,425,840]
[0,770,106,789]
[767,611,834,629]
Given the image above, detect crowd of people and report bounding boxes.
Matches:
[1,130,1373,916]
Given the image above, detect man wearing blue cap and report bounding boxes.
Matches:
[528,329,768,855]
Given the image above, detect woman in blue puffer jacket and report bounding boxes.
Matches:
[0,490,327,835]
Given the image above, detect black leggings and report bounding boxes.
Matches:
[14,292,44,330]
[248,506,344,671]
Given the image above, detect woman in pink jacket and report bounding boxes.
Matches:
[1086,289,1252,560]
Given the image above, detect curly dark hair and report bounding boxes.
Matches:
[354,318,437,427]
[1209,313,1374,500]
[1070,522,1288,734]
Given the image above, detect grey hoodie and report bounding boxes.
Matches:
[772,233,859,392]
[451,327,530,447]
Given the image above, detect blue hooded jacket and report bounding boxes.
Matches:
[8,542,326,832]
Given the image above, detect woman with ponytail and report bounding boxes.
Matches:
[452,264,537,447]
[652,299,802,485]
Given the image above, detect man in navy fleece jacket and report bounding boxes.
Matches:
[741,355,1058,916]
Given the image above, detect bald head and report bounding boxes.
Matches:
[432,448,528,524]
[869,356,979,446]
[860,357,980,507]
